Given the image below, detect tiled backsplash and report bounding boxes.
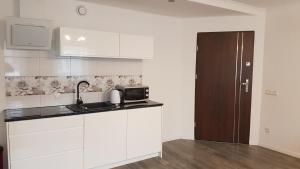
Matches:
[6,75,142,97]
[4,48,143,109]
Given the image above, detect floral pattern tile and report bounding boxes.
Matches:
[40,76,74,95]
[72,76,103,93]
[118,75,143,87]
[95,75,118,92]
[5,75,143,97]
[5,76,43,96]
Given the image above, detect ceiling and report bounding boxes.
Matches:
[82,0,297,17]
[82,0,245,18]
[234,0,299,7]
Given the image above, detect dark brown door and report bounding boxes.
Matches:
[194,31,254,144]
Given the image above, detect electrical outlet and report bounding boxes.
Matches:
[265,128,271,134]
[265,90,279,96]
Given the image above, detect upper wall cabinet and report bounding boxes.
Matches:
[56,27,119,58]
[120,34,154,59]
[56,27,154,59]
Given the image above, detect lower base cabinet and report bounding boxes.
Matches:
[84,110,127,169]
[127,107,162,159]
[7,106,162,169]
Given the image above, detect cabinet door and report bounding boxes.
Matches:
[84,110,127,169]
[120,34,154,59]
[127,107,162,159]
[59,27,119,57]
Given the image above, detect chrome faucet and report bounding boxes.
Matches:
[76,81,90,105]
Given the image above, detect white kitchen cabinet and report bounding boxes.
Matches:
[56,27,154,59]
[84,110,127,169]
[6,106,162,169]
[119,34,154,59]
[127,107,162,159]
[57,27,119,57]
[7,116,84,169]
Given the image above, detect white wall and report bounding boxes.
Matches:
[181,15,266,145]
[259,2,300,158]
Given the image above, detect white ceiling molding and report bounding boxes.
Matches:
[188,0,266,15]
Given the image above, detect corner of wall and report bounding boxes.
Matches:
[0,23,8,169]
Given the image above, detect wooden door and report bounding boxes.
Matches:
[194,31,254,144]
[235,32,255,144]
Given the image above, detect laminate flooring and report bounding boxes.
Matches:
[114,139,300,169]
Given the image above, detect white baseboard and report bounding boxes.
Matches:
[162,137,181,143]
[259,143,300,159]
[92,152,161,169]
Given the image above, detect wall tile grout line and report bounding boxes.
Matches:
[38,52,42,108]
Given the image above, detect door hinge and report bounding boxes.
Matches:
[194,122,197,127]
[197,46,198,52]
[195,74,198,80]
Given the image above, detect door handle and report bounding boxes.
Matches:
[242,79,249,93]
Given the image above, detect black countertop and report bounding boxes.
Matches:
[4,100,163,122]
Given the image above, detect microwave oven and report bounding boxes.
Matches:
[116,85,149,103]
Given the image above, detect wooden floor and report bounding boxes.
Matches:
[115,139,300,169]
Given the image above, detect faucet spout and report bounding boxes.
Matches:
[77,80,90,105]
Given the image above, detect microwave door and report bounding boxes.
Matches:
[126,88,145,100]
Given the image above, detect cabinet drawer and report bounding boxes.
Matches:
[10,150,83,169]
[9,127,83,161]
[9,116,83,136]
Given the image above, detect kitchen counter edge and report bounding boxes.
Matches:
[4,100,163,122]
